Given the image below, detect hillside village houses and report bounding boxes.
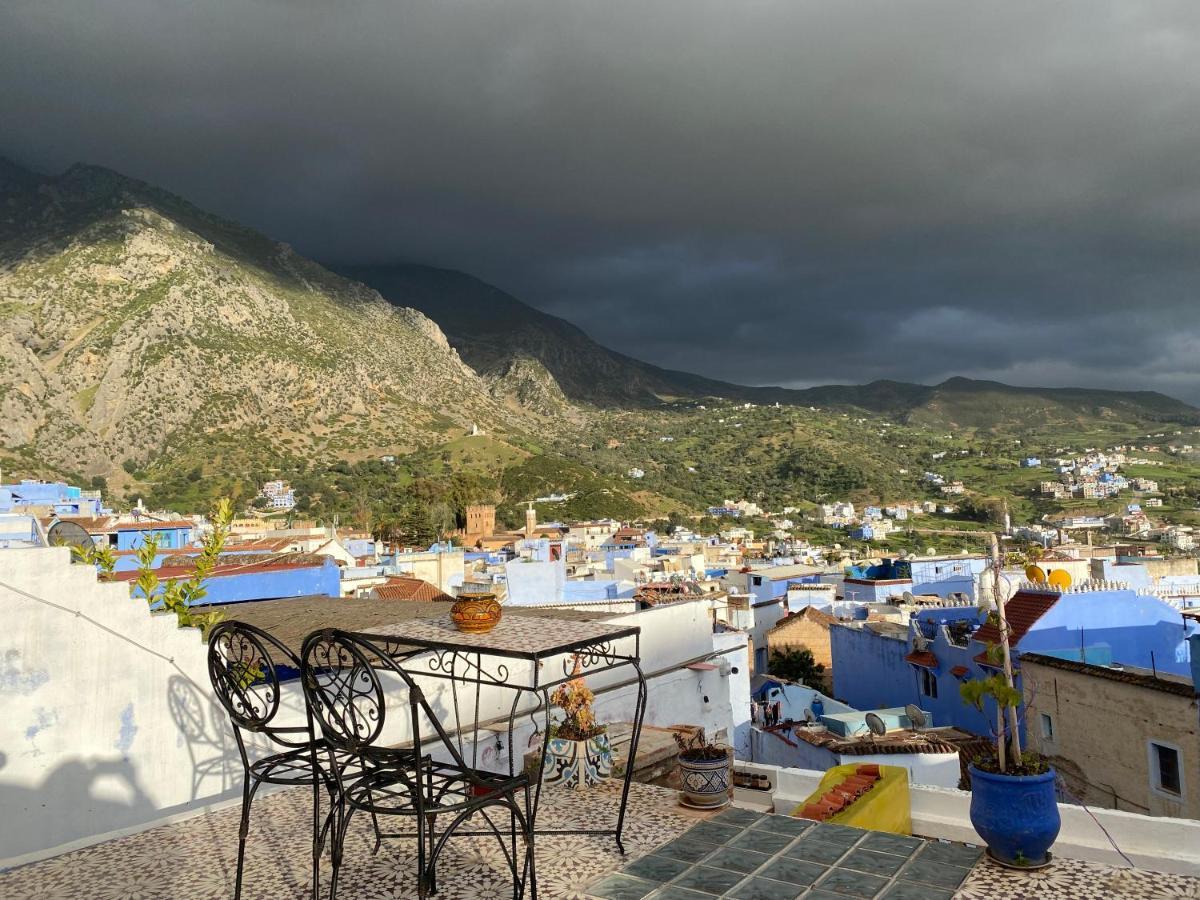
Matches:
[6,476,1200,889]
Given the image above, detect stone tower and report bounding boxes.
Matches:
[464,504,495,541]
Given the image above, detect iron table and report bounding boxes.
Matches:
[351,614,647,853]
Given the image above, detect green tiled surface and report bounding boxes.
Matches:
[586,811,986,900]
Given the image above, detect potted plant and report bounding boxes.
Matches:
[674,729,731,809]
[542,656,611,790]
[960,536,1059,868]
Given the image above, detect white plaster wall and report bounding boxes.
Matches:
[0,554,742,867]
[0,547,287,865]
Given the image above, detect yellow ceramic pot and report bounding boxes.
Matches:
[450,593,503,633]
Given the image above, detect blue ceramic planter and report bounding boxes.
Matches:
[968,764,1060,866]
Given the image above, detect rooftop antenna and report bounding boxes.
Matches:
[904,704,927,731]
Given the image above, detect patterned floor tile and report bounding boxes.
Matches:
[702,846,773,874]
[723,875,806,900]
[813,865,890,898]
[838,848,908,878]
[781,839,851,866]
[670,864,745,896]
[727,830,794,854]
[856,833,922,857]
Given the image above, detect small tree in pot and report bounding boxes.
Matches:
[674,729,731,809]
[960,534,1059,868]
[542,656,612,790]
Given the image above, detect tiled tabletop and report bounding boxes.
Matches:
[586,808,980,900]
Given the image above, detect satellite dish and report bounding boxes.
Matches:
[48,520,93,553]
[803,709,816,724]
[901,590,915,604]
[1025,564,1047,583]
[864,712,888,737]
[1047,569,1073,589]
[912,633,928,651]
[905,704,927,729]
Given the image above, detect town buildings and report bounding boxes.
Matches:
[1022,643,1200,820]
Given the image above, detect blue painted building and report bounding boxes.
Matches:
[1,480,105,517]
[745,564,823,604]
[831,584,1198,741]
[113,521,195,551]
[843,556,985,603]
[850,524,874,541]
[126,558,340,606]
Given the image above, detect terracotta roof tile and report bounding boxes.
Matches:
[973,590,1060,647]
[950,665,969,677]
[904,650,938,669]
[370,577,454,603]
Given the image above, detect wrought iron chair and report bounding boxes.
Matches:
[207,621,345,900]
[300,629,537,900]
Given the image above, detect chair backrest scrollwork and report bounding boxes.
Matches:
[207,621,295,735]
[300,630,388,752]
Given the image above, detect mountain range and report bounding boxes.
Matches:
[2,157,1195,485]
[342,263,1198,426]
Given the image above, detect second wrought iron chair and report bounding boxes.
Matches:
[300,628,538,900]
[208,620,345,900]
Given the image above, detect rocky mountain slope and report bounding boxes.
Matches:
[341,264,1199,429]
[0,160,535,478]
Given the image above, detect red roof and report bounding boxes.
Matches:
[973,590,1060,647]
[111,558,324,582]
[113,520,194,531]
[973,651,1004,669]
[371,577,453,603]
[904,650,938,669]
[950,665,969,678]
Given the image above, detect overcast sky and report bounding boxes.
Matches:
[5,1,1200,400]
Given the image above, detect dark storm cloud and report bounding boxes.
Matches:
[4,1,1200,398]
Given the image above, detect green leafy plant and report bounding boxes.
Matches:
[768,647,827,690]
[70,541,117,577]
[673,728,727,762]
[132,498,234,635]
[960,534,1049,776]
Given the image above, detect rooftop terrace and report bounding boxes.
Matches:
[2,781,1196,899]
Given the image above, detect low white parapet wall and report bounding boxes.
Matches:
[734,761,1200,877]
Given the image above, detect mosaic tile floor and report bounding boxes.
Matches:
[0,781,695,900]
[3,781,1199,899]
[584,808,1200,900]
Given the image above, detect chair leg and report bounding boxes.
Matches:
[511,808,519,900]
[234,778,256,900]
[328,803,353,900]
[311,777,322,900]
[426,813,438,895]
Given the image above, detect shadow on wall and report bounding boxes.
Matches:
[0,753,157,861]
[168,675,242,801]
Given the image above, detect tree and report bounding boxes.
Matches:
[768,648,826,690]
[428,501,455,543]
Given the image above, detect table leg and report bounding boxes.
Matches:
[615,659,648,854]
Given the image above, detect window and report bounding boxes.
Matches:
[920,668,938,699]
[1040,713,1054,741]
[752,576,763,586]
[1150,741,1182,798]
